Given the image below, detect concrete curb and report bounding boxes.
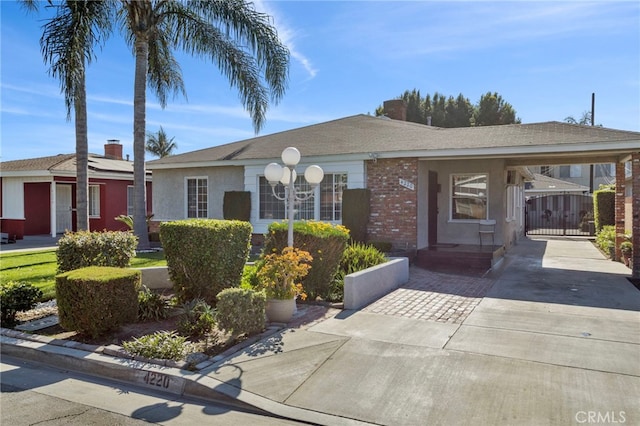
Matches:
[0,327,373,426]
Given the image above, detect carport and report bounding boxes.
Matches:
[501,127,639,278]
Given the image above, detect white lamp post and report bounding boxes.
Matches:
[264,147,324,247]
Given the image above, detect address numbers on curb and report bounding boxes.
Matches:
[134,369,185,395]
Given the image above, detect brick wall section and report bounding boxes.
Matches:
[632,152,640,278]
[615,162,626,261]
[366,158,418,250]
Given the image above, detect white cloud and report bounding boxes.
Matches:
[253,0,318,79]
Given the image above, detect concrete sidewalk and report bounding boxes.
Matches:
[2,237,639,425]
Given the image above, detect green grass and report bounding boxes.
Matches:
[0,249,166,302]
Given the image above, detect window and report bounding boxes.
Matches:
[186,177,207,218]
[320,174,347,221]
[540,166,552,177]
[559,165,582,178]
[127,186,134,215]
[625,161,632,178]
[451,174,487,220]
[595,163,614,177]
[260,173,347,221]
[89,185,100,217]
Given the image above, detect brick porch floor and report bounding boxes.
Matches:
[362,266,495,324]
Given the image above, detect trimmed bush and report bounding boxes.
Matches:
[216,288,266,336]
[223,191,251,221]
[263,221,349,300]
[593,189,615,233]
[342,189,370,243]
[57,230,138,273]
[0,281,43,327]
[160,219,252,304]
[56,266,141,338]
[330,242,388,301]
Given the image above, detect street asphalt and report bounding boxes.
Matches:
[2,236,639,425]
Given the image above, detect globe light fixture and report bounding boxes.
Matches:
[263,147,324,247]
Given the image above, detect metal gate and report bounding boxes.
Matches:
[525,194,594,236]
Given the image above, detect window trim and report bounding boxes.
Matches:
[184,176,208,219]
[88,184,100,218]
[126,185,134,216]
[449,173,489,222]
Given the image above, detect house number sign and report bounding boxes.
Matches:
[135,369,185,394]
[399,178,415,190]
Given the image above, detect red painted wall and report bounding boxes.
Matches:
[24,182,51,235]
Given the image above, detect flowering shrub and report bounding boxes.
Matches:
[256,247,312,300]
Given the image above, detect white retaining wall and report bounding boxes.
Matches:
[343,257,409,310]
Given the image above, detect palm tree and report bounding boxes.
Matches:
[23,0,112,232]
[146,126,177,158]
[119,0,290,250]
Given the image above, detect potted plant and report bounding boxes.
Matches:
[620,241,633,267]
[256,247,312,323]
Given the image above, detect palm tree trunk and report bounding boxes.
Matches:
[75,67,89,231]
[133,35,150,250]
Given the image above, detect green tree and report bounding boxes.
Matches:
[474,92,520,126]
[146,126,177,158]
[444,93,473,128]
[120,0,290,250]
[23,0,112,231]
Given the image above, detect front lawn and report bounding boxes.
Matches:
[0,249,166,301]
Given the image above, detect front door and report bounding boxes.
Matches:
[428,171,438,246]
[56,184,73,233]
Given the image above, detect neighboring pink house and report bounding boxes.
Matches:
[0,141,152,239]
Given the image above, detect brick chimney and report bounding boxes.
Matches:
[383,99,407,121]
[104,139,123,160]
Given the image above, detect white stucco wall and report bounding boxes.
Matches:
[151,166,244,221]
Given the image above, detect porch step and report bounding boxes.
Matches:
[415,245,504,275]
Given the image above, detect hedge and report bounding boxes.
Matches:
[160,219,252,304]
[57,230,138,273]
[56,266,140,338]
[262,221,349,300]
[593,189,615,233]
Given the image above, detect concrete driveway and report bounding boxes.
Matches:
[209,237,640,425]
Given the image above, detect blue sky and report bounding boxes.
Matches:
[1,1,639,162]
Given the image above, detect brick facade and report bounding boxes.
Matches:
[366,158,418,250]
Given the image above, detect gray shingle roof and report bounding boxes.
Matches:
[0,153,138,175]
[526,173,590,192]
[147,115,640,167]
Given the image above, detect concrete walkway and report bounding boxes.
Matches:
[205,237,640,425]
[2,237,639,425]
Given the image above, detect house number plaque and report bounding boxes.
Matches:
[399,178,415,190]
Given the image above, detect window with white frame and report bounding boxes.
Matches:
[88,185,100,217]
[127,186,134,215]
[259,173,347,221]
[320,173,347,221]
[186,177,208,218]
[451,174,488,220]
[506,185,517,220]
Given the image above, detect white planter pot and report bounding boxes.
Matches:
[266,298,296,323]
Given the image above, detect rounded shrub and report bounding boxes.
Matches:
[160,219,252,304]
[263,221,349,300]
[57,230,138,273]
[216,287,266,336]
[0,281,43,327]
[56,266,141,338]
